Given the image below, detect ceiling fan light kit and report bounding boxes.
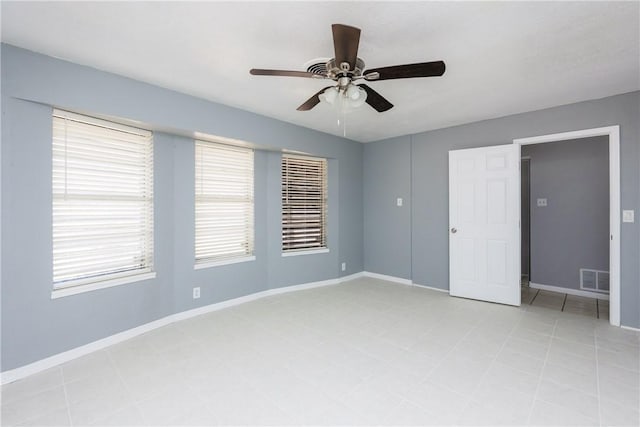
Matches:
[319,85,367,112]
[250,24,446,114]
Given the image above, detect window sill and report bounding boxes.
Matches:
[194,255,256,270]
[51,272,156,299]
[282,248,330,257]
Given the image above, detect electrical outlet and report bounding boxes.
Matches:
[341,262,346,272]
[193,287,200,299]
[396,198,403,207]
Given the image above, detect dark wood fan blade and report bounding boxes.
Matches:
[250,69,325,79]
[332,24,361,70]
[364,61,446,80]
[297,86,335,111]
[358,84,393,112]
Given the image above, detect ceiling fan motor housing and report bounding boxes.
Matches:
[324,58,365,80]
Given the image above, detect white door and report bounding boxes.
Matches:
[449,144,521,306]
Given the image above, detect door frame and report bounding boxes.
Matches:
[520,157,531,281]
[513,126,620,326]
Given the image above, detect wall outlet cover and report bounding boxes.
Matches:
[396,198,403,207]
[341,262,346,271]
[193,287,201,299]
[537,198,547,207]
[622,210,634,223]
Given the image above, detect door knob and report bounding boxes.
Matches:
[451,228,457,234]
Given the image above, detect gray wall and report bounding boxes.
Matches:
[363,137,412,278]
[1,44,363,371]
[523,137,609,291]
[364,91,640,328]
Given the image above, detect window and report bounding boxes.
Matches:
[52,110,154,295]
[194,141,254,266]
[282,154,328,252]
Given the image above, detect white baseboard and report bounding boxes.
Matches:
[621,325,640,333]
[1,275,349,385]
[0,315,175,385]
[338,271,365,282]
[362,272,449,293]
[362,271,412,285]
[412,282,449,293]
[529,282,609,300]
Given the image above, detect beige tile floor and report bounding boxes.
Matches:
[521,286,610,319]
[2,277,639,426]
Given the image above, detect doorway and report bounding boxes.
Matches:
[520,139,609,319]
[514,126,620,326]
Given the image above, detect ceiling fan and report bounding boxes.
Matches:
[249,24,446,113]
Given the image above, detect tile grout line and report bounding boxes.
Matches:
[560,294,568,312]
[59,368,74,427]
[594,334,603,426]
[395,316,488,413]
[525,319,558,425]
[461,311,527,420]
[529,289,540,305]
[103,350,146,425]
[408,310,527,421]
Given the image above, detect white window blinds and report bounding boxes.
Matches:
[282,154,327,252]
[195,141,254,264]
[52,110,154,289]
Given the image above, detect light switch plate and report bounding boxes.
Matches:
[396,198,403,207]
[537,198,547,207]
[623,210,634,223]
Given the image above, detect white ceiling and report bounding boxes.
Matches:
[2,1,639,142]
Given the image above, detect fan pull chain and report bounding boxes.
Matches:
[342,107,347,137]
[335,92,347,137]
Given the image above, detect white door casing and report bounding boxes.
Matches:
[514,126,620,326]
[449,144,521,306]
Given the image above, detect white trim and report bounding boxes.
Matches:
[362,271,412,286]
[281,248,330,257]
[51,272,156,299]
[194,256,256,270]
[621,325,640,333]
[53,108,151,137]
[173,277,341,321]
[513,126,619,145]
[338,272,365,282]
[2,275,346,385]
[529,282,609,300]
[412,282,449,293]
[514,125,621,326]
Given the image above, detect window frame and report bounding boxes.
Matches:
[281,153,328,255]
[194,140,255,269]
[51,109,155,298]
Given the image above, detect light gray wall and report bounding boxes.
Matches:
[523,137,609,291]
[363,137,412,279]
[1,44,363,371]
[364,91,640,328]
